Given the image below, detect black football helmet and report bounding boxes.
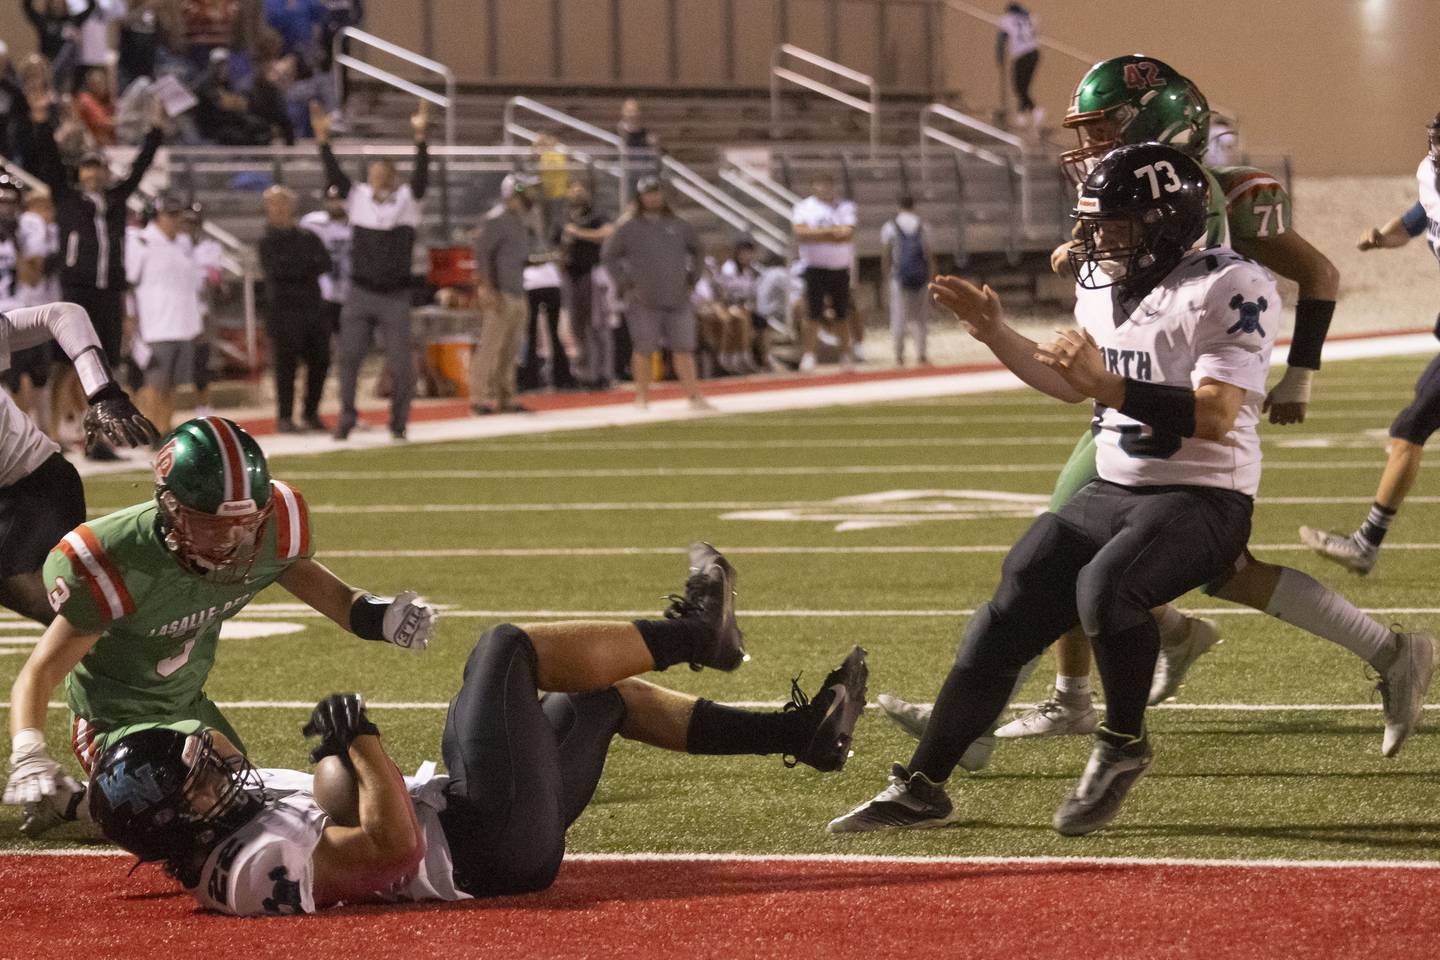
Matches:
[89,728,266,886]
[1068,142,1210,298]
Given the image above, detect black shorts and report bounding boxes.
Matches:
[437,624,625,897]
[1389,352,1440,445]
[1,344,55,391]
[803,266,851,323]
[0,453,86,578]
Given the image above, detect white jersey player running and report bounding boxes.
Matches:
[829,144,1282,838]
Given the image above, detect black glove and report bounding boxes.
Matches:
[302,693,381,764]
[83,384,161,451]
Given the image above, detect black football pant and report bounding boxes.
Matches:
[438,624,625,896]
[269,315,331,422]
[1012,50,1040,113]
[521,286,575,389]
[911,479,1252,782]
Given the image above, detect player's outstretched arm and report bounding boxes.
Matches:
[5,616,101,806]
[306,699,423,906]
[278,558,437,652]
[1235,230,1339,426]
[933,276,1085,402]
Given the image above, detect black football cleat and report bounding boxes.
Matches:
[664,541,747,671]
[785,645,868,772]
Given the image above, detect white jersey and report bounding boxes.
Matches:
[1416,156,1440,263]
[998,10,1038,57]
[17,212,61,307]
[187,768,469,917]
[0,234,20,313]
[1075,248,1279,496]
[299,211,353,304]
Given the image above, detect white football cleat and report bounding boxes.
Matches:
[1299,526,1377,575]
[1149,616,1222,705]
[994,696,1098,739]
[1378,631,1436,757]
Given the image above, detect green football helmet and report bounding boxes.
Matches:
[1060,55,1211,186]
[152,417,273,580]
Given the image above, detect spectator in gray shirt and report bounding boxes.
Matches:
[470,173,539,414]
[601,177,709,410]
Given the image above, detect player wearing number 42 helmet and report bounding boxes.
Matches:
[3,416,439,837]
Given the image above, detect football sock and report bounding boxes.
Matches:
[1054,673,1091,705]
[1265,567,1396,670]
[1356,502,1396,549]
[634,617,715,672]
[1088,620,1159,740]
[684,698,803,755]
[1154,603,1188,644]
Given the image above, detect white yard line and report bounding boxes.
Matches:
[9,849,1440,870]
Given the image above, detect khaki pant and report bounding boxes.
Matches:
[470,292,528,406]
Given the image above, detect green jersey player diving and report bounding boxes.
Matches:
[4,416,438,835]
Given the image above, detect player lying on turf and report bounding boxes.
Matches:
[831,144,1277,836]
[4,416,438,836]
[87,545,868,915]
[879,57,1432,761]
[1300,111,1440,576]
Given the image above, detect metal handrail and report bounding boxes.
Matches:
[920,102,1030,227]
[942,0,1238,129]
[332,27,456,148]
[502,96,787,256]
[770,44,880,157]
[717,163,796,222]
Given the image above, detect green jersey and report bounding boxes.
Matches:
[1210,165,1292,243]
[1202,167,1230,248]
[44,480,313,762]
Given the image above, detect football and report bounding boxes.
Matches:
[312,754,360,827]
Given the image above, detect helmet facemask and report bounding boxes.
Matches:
[1060,112,1127,188]
[1069,207,1177,298]
[157,488,272,584]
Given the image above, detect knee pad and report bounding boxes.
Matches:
[953,603,1031,677]
[466,624,536,678]
[1076,564,1150,638]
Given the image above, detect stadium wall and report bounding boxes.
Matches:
[0,0,1433,176]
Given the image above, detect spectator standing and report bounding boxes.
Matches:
[617,97,658,195]
[119,1,186,92]
[258,185,330,433]
[77,0,127,78]
[313,98,428,441]
[879,195,936,366]
[791,171,855,373]
[534,133,569,236]
[299,183,351,336]
[125,193,201,434]
[29,90,163,457]
[74,66,117,146]
[248,55,296,144]
[0,177,41,419]
[469,173,538,415]
[996,3,1041,129]
[184,201,224,415]
[716,237,765,373]
[601,177,709,410]
[519,255,573,392]
[559,181,612,390]
[13,185,64,439]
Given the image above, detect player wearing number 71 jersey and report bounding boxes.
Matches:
[830,143,1279,837]
[4,416,438,836]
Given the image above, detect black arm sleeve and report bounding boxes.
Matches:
[1286,298,1335,370]
[1119,379,1197,438]
[409,140,429,200]
[115,126,163,200]
[320,143,351,197]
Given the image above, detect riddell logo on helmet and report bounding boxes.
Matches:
[154,440,178,481]
[1077,196,1101,212]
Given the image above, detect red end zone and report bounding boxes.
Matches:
[3,853,1436,960]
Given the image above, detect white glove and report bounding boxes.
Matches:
[383,591,437,652]
[1266,365,1314,406]
[5,729,77,806]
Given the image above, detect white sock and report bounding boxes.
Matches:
[1266,567,1396,669]
[1054,673,1091,704]
[1154,603,1188,644]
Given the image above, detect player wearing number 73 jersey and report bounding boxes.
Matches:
[4,416,439,836]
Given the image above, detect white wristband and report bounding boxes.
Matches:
[11,727,45,758]
[74,347,114,400]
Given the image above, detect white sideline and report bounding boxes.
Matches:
[6,849,1440,871]
[70,330,1438,477]
[0,699,1400,712]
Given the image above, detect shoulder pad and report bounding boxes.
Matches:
[270,480,312,561]
[53,525,136,624]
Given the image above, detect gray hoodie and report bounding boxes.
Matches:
[601,212,702,309]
